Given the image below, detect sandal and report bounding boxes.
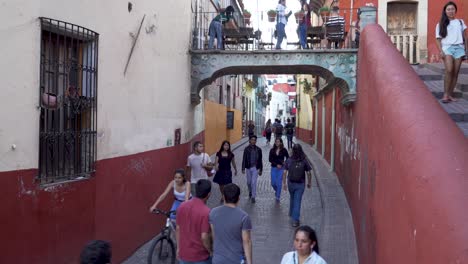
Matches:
[441,98,450,104]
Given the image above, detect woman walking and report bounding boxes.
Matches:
[149,169,191,219]
[436,1,467,103]
[214,140,238,202]
[283,144,312,227]
[281,226,327,264]
[265,119,273,145]
[269,138,289,202]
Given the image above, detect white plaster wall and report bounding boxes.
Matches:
[378,0,428,58]
[0,0,202,172]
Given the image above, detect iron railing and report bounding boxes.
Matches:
[38,17,99,183]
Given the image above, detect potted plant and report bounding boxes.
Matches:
[244,9,251,25]
[294,10,305,23]
[267,9,277,22]
[319,6,330,21]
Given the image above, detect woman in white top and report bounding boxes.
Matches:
[436,1,467,103]
[149,169,191,219]
[281,226,327,264]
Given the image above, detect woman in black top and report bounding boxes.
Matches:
[214,140,238,202]
[269,138,289,202]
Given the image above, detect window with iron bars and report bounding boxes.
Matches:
[38,17,99,183]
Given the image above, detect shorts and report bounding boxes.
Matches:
[443,44,466,59]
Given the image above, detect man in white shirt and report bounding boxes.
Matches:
[276,0,292,50]
[187,141,211,196]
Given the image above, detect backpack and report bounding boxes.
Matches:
[275,124,283,135]
[266,126,272,133]
[288,159,306,183]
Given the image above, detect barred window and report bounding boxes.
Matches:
[39,18,99,183]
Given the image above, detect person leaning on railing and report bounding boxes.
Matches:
[208,6,237,50]
[325,6,345,49]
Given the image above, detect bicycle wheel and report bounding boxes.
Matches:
[147,236,176,264]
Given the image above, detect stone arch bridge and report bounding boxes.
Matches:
[190,49,358,105]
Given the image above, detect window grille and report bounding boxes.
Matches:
[38,17,99,183]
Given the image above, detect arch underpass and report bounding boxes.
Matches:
[190,49,357,105]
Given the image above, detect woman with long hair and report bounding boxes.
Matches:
[436,1,467,103]
[298,0,311,49]
[149,169,191,219]
[269,137,289,202]
[281,226,327,264]
[282,144,313,227]
[213,140,238,202]
[265,119,273,145]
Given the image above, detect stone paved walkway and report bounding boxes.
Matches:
[123,137,358,264]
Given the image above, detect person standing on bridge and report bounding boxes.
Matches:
[436,1,467,103]
[298,0,311,49]
[242,135,263,203]
[283,144,312,227]
[208,6,236,50]
[276,0,293,50]
[280,226,327,264]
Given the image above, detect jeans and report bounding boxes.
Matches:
[276,23,286,49]
[190,183,197,197]
[288,181,305,222]
[271,167,284,200]
[179,257,212,264]
[286,134,293,149]
[208,20,223,49]
[299,23,308,49]
[246,167,259,198]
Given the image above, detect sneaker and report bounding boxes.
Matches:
[292,221,300,227]
[275,198,280,203]
[251,197,256,203]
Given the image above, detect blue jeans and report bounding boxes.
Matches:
[179,257,212,264]
[288,181,305,222]
[271,167,284,200]
[208,20,223,49]
[299,23,308,49]
[276,23,286,49]
[286,134,293,149]
[246,167,259,198]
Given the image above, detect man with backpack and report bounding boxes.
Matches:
[285,118,294,149]
[273,119,284,139]
[282,144,312,227]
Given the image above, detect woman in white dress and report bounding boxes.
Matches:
[281,226,327,264]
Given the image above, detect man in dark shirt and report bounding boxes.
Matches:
[285,118,295,149]
[241,135,263,203]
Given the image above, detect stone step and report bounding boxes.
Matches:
[438,98,468,122]
[456,122,468,137]
[412,66,443,81]
[421,64,468,91]
[423,63,468,75]
[423,80,463,99]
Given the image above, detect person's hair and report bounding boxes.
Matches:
[439,1,457,38]
[266,119,271,125]
[217,140,234,158]
[291,144,306,160]
[249,135,257,140]
[273,137,284,151]
[225,5,235,16]
[193,141,202,150]
[287,118,291,122]
[223,183,241,203]
[174,168,186,183]
[295,226,319,254]
[195,179,212,199]
[80,240,112,264]
[331,6,340,13]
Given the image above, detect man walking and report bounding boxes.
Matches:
[176,179,213,264]
[274,119,284,139]
[242,135,263,203]
[285,118,295,149]
[276,0,292,50]
[187,141,212,196]
[210,183,252,264]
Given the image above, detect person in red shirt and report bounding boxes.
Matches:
[176,179,212,264]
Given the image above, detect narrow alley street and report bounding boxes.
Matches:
[123,137,357,264]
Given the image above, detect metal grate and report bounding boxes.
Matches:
[38,17,99,183]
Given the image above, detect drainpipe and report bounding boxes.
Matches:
[321,98,325,157]
[314,98,318,150]
[330,88,336,172]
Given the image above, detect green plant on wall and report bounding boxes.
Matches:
[301,79,312,94]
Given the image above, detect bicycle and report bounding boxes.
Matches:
[147,209,177,264]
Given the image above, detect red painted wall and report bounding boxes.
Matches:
[296,127,314,145]
[316,100,323,155]
[324,93,333,164]
[0,132,204,264]
[334,24,468,263]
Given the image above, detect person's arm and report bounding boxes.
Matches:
[231,157,238,176]
[210,224,216,254]
[307,171,312,189]
[435,24,445,59]
[201,232,212,256]
[214,155,220,171]
[185,181,191,201]
[176,225,180,258]
[269,149,275,164]
[282,169,288,191]
[258,148,263,175]
[186,157,192,182]
[242,230,253,264]
[149,181,173,211]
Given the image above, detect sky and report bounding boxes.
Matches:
[244,0,302,47]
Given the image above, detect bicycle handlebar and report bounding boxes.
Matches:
[151,208,176,217]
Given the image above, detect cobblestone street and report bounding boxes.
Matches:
[124,137,357,264]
